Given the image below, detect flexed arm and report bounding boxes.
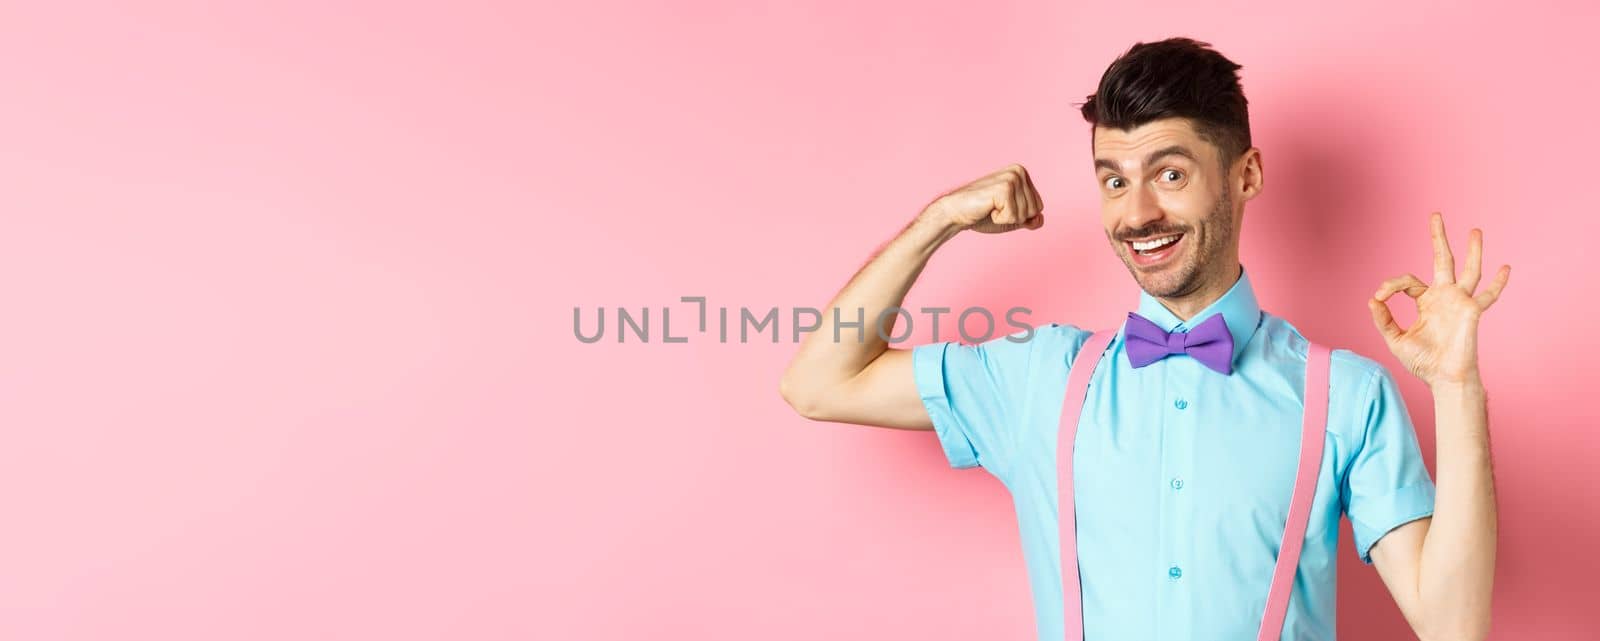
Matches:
[779,164,1046,429]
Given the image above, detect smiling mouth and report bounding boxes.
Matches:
[1125,233,1184,266]
[1129,233,1181,253]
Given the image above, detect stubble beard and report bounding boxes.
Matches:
[1118,190,1234,300]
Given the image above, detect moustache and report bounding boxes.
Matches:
[1114,225,1190,242]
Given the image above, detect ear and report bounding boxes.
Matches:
[1236,147,1264,202]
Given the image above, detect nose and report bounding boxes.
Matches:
[1120,182,1165,235]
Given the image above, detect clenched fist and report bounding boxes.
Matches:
[922,163,1045,234]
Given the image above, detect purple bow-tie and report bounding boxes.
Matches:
[1124,312,1235,375]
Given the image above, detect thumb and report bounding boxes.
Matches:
[1026,212,1045,230]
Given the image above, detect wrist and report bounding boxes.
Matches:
[1430,371,1485,395]
[911,205,967,245]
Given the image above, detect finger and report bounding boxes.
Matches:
[1018,178,1039,219]
[1007,165,1031,221]
[1004,173,1023,226]
[1018,165,1044,215]
[1368,297,1403,342]
[1016,176,1038,222]
[1431,211,1456,285]
[1375,273,1429,301]
[1459,228,1483,293]
[1024,209,1049,230]
[1474,265,1511,309]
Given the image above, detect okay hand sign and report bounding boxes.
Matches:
[1368,212,1510,388]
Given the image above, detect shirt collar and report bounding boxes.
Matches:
[1127,265,1263,369]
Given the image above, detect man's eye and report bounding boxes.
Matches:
[1162,169,1184,182]
[1104,176,1125,189]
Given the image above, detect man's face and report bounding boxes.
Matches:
[1093,118,1240,300]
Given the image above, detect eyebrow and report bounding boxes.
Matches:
[1094,145,1199,173]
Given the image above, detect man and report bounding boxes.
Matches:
[778,38,1506,641]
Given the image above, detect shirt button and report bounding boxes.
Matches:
[1169,566,1183,580]
[1171,477,1184,490]
[1174,398,1188,410]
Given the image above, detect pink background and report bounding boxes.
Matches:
[2,2,1596,639]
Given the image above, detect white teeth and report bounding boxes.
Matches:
[1132,235,1180,251]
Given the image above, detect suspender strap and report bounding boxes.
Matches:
[1256,341,1331,641]
[1056,330,1116,641]
[1055,332,1332,641]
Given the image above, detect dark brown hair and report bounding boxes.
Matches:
[1080,37,1252,170]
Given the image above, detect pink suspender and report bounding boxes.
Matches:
[1056,331,1113,641]
[1256,340,1331,641]
[1056,330,1333,641]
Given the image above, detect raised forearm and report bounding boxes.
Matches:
[778,212,959,409]
[1417,375,1497,640]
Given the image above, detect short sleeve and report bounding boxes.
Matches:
[912,328,1036,477]
[1341,364,1437,564]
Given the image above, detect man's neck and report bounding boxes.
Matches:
[1154,262,1243,321]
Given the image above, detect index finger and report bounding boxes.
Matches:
[1431,211,1456,285]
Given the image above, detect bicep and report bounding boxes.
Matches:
[1369,516,1431,631]
[809,347,933,430]
[1342,361,1437,633]
[808,329,1045,474]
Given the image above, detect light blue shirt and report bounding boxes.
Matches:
[913,266,1436,641]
